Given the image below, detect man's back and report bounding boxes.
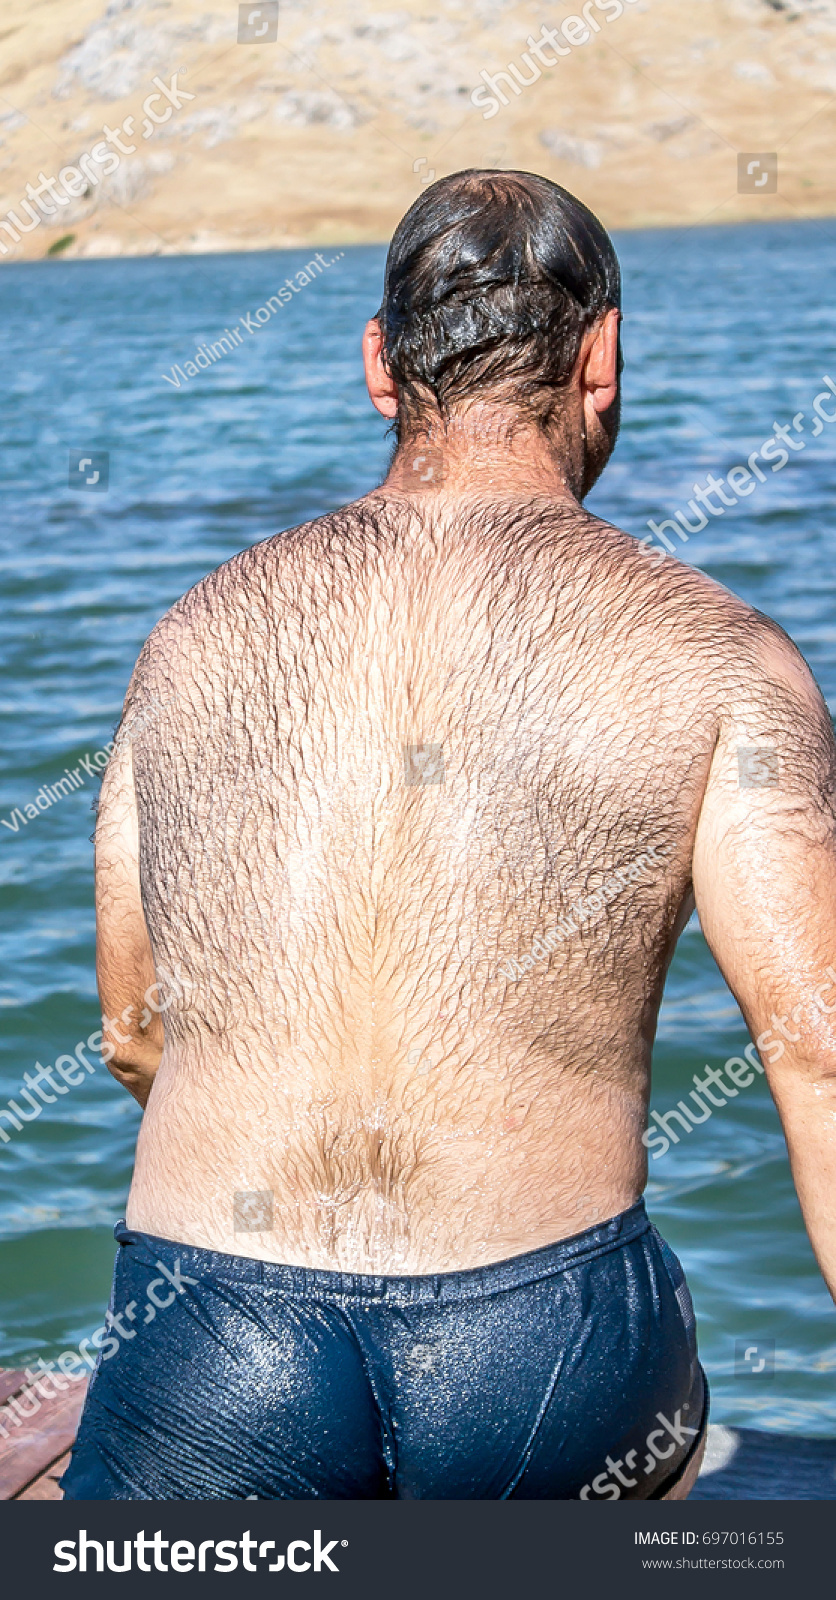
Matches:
[120,492,754,1271]
[65,170,835,1505]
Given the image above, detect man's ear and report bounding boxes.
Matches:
[581,308,620,417]
[363,319,399,419]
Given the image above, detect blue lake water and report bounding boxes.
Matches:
[1,219,835,1437]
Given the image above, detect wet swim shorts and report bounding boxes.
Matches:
[61,1199,706,1500]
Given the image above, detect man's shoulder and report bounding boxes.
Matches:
[601,514,824,710]
[552,506,749,623]
[129,503,367,705]
[146,513,336,646]
[558,508,811,698]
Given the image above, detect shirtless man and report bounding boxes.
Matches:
[62,171,836,1502]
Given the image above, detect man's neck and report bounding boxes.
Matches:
[380,404,584,502]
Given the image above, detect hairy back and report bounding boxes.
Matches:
[122,497,768,1267]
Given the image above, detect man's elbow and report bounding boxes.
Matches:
[103,1040,161,1108]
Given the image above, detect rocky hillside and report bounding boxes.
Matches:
[0,0,835,259]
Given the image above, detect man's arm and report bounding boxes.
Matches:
[692,619,836,1299]
[95,731,163,1108]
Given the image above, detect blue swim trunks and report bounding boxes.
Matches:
[61,1200,706,1500]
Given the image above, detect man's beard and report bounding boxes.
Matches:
[581,384,621,499]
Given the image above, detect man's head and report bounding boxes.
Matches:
[364,169,622,497]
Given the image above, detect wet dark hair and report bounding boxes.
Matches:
[376,169,621,439]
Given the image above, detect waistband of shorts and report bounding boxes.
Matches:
[113,1200,650,1306]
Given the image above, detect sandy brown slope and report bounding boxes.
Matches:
[0,0,834,259]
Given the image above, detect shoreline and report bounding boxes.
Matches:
[2,0,835,266]
[2,208,835,271]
